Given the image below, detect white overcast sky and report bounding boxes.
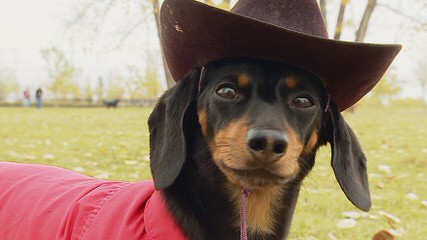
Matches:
[0,0,426,99]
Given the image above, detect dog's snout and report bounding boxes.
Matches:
[246,129,288,163]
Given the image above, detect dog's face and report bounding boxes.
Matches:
[197,59,326,189]
[149,57,371,212]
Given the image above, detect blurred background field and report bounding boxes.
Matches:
[0,107,152,180]
[0,105,426,239]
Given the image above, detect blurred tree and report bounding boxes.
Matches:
[142,62,162,99]
[41,47,81,103]
[66,0,175,88]
[124,65,146,103]
[95,77,105,103]
[0,70,19,102]
[120,50,166,102]
[106,81,125,100]
[320,0,379,42]
[355,0,377,42]
[369,71,401,106]
[105,72,126,100]
[333,0,348,40]
[319,0,427,111]
[83,81,94,103]
[66,0,231,90]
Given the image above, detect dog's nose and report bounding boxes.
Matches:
[246,129,288,163]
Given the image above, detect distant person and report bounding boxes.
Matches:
[35,88,43,109]
[23,89,30,107]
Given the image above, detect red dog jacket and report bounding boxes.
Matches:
[0,162,187,240]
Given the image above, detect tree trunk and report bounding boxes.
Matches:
[355,0,377,42]
[152,0,175,89]
[348,0,377,113]
[334,0,349,40]
[319,0,328,28]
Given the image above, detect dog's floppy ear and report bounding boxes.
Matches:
[327,101,371,211]
[148,69,200,190]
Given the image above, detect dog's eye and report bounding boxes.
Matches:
[216,86,237,99]
[293,96,314,108]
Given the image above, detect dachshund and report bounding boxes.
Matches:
[149,57,371,240]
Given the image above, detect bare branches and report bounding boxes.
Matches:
[377,3,427,27]
[112,15,151,51]
[334,0,349,40]
[355,0,377,42]
[66,0,115,34]
[65,0,153,52]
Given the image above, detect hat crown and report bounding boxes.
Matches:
[231,0,328,38]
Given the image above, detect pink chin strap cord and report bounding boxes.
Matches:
[198,66,207,96]
[240,188,251,240]
[325,94,331,113]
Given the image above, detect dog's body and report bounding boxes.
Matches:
[0,58,370,240]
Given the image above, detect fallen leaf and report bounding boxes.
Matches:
[372,230,394,240]
[84,152,93,157]
[378,164,392,174]
[378,210,401,224]
[388,228,405,237]
[336,219,357,229]
[73,166,85,172]
[43,153,56,160]
[328,232,337,240]
[125,160,138,165]
[405,192,419,200]
[376,182,385,189]
[342,211,368,219]
[368,214,380,220]
[24,154,36,160]
[378,210,401,229]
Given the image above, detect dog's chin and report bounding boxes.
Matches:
[221,164,291,189]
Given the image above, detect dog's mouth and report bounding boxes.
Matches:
[221,164,289,188]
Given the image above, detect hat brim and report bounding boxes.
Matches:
[160,0,401,111]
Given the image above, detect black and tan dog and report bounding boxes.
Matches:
[149,58,370,239]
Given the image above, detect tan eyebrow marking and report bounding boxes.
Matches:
[238,73,250,88]
[285,76,298,89]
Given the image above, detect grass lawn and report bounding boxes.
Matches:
[0,107,152,180]
[0,106,426,239]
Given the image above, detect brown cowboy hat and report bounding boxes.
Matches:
[160,0,401,111]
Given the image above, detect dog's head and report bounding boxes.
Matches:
[149,58,371,211]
